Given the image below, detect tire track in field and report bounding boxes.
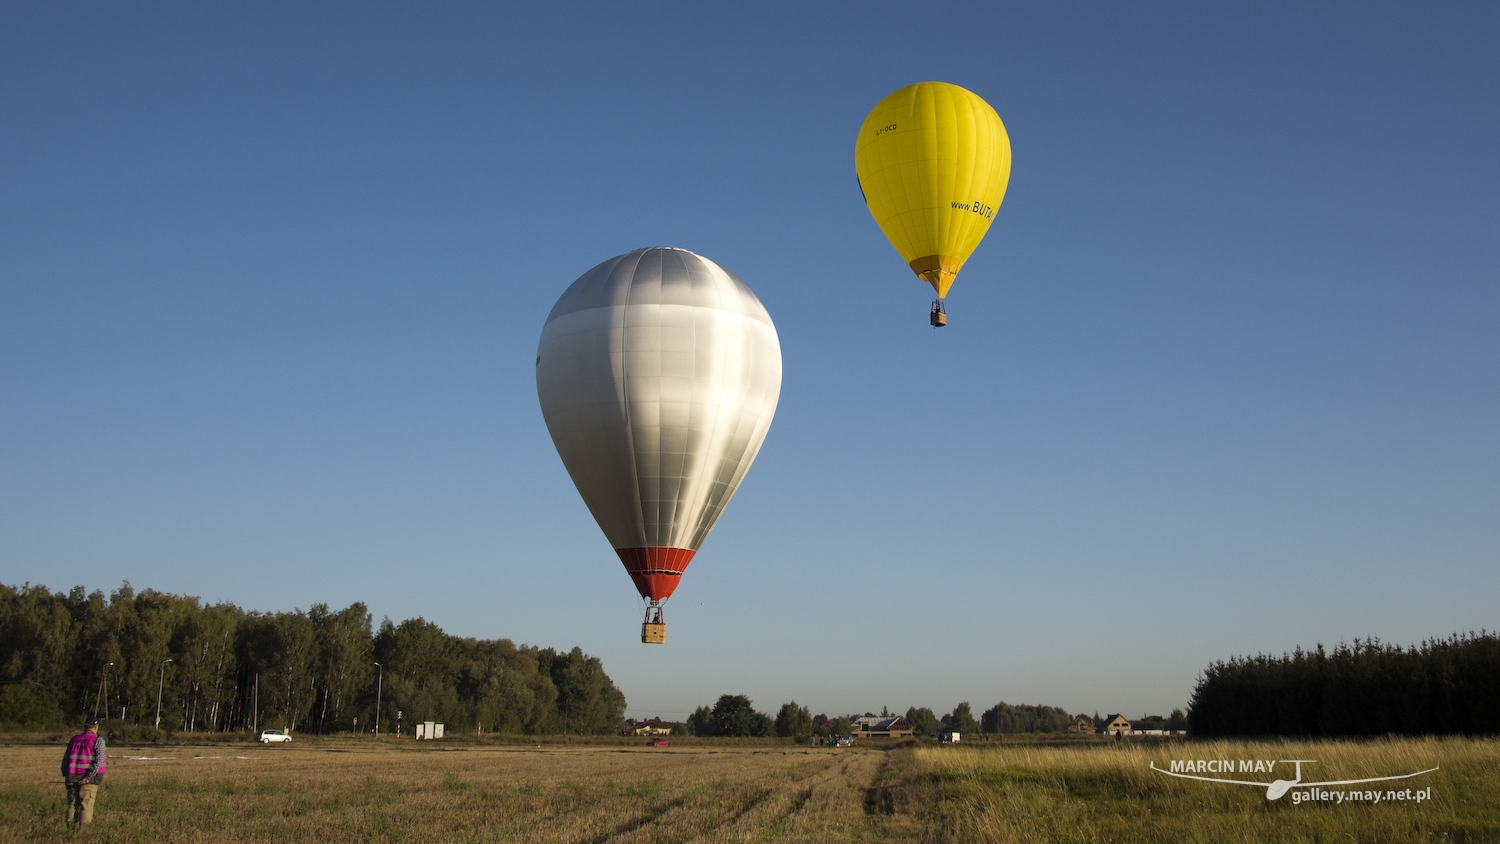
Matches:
[583,795,690,844]
[687,751,880,843]
[598,752,859,844]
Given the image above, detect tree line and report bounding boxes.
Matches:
[1187,632,1500,736]
[672,697,1134,740]
[0,581,625,736]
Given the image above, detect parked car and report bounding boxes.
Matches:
[647,738,669,747]
[832,735,854,747]
[256,729,292,743]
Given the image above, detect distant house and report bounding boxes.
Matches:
[625,718,673,736]
[852,716,914,738]
[1103,714,1132,736]
[1068,717,1096,734]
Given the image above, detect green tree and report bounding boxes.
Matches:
[0,684,65,728]
[117,589,180,726]
[0,584,79,717]
[77,585,132,720]
[546,646,626,735]
[239,611,319,732]
[709,694,773,737]
[310,602,372,734]
[457,637,557,734]
[1168,708,1188,731]
[375,617,462,730]
[1134,714,1168,730]
[685,705,712,736]
[905,706,940,737]
[942,702,977,734]
[774,701,813,741]
[174,602,241,731]
[0,580,627,736]
[979,701,1074,734]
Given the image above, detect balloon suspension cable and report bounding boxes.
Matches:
[930,298,948,328]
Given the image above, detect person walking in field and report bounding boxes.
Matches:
[62,717,107,827]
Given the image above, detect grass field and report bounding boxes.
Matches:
[0,737,920,843]
[1,735,1495,842]
[918,736,1500,843]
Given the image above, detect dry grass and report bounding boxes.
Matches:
[3,735,1497,842]
[0,738,921,843]
[914,735,1500,843]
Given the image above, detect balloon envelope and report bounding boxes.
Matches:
[854,81,1011,299]
[535,248,782,603]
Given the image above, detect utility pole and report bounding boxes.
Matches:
[253,673,259,734]
[155,658,174,729]
[372,662,383,736]
[95,662,114,720]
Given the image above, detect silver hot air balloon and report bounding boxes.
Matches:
[536,248,782,643]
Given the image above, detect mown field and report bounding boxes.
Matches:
[1,735,1496,842]
[0,738,918,843]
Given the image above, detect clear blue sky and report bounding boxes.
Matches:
[3,2,1496,722]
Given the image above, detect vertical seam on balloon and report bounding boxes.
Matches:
[700,317,775,549]
[687,260,734,551]
[659,250,688,545]
[967,90,984,258]
[976,96,994,255]
[884,97,916,261]
[877,98,902,257]
[644,249,665,546]
[903,96,921,260]
[936,85,948,262]
[710,285,757,546]
[541,254,628,549]
[619,250,647,549]
[912,85,936,262]
[895,94,920,261]
[953,90,976,261]
[932,84,947,256]
[686,255,733,550]
[968,92,983,254]
[939,85,955,260]
[914,85,933,259]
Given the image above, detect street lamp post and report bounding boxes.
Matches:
[372,662,382,736]
[155,658,174,729]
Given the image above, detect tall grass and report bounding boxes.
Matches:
[915,736,1500,843]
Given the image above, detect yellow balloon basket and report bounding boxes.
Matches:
[641,603,666,644]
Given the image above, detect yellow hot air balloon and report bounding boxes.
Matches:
[855,81,1011,326]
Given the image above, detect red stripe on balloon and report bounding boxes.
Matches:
[615,547,696,601]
